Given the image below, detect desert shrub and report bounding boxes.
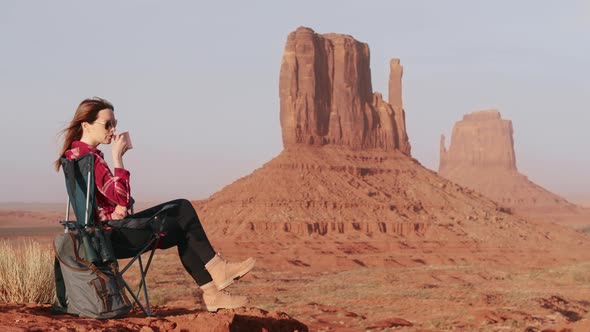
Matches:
[0,240,55,303]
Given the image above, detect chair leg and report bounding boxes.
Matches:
[121,277,150,316]
[138,236,161,316]
[137,256,152,316]
[137,255,145,296]
[119,236,160,317]
[136,236,160,296]
[144,236,160,276]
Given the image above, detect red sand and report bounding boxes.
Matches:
[3,216,590,331]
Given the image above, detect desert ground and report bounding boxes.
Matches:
[2,204,590,332]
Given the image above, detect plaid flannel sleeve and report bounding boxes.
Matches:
[93,155,131,207]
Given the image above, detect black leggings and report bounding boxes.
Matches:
[108,199,216,285]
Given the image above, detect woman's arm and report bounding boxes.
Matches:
[94,156,131,207]
[98,133,132,208]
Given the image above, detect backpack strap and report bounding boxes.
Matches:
[53,257,68,311]
[109,262,132,307]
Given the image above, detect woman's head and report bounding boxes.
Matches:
[54,97,116,171]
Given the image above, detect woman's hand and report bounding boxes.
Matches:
[111,134,130,169]
[112,134,130,158]
[111,204,129,220]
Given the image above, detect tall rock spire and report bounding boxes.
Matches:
[388,58,411,155]
[279,27,410,155]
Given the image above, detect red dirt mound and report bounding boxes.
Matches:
[0,303,307,332]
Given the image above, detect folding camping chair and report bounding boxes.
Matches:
[58,153,174,317]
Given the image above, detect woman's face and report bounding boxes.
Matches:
[85,108,117,145]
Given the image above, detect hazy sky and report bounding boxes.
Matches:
[1,1,588,203]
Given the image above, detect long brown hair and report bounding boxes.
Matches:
[54,97,115,171]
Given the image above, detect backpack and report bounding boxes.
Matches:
[53,229,133,319]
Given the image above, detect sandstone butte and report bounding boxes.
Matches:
[193,26,590,272]
[439,109,590,228]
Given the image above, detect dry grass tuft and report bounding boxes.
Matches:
[0,240,55,304]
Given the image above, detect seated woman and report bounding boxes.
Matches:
[55,97,255,311]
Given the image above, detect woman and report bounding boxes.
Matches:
[55,97,255,311]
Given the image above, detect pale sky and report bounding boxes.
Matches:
[1,1,588,203]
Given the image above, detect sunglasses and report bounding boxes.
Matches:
[93,119,118,130]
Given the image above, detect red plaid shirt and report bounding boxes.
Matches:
[65,141,131,222]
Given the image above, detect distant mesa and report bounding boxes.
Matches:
[193,27,590,270]
[439,109,588,227]
[440,109,516,172]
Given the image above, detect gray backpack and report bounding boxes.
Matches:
[53,231,133,319]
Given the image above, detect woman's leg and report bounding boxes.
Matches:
[108,199,254,311]
[128,199,255,288]
[110,199,215,285]
[156,199,216,263]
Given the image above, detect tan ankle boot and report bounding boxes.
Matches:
[200,281,248,312]
[205,253,256,290]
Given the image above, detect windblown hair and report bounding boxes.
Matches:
[54,97,114,171]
